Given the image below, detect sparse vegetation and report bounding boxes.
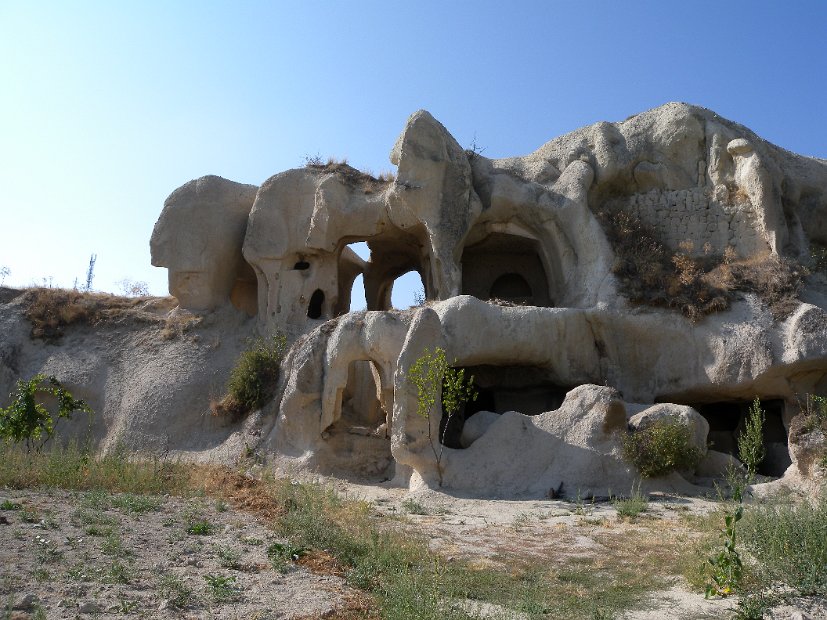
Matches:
[0,374,92,452]
[303,156,395,191]
[204,573,240,602]
[741,494,827,595]
[612,482,649,518]
[23,287,170,341]
[266,541,306,573]
[598,208,805,321]
[212,333,287,419]
[622,419,702,478]
[158,573,193,609]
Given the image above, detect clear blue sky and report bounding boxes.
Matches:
[2,1,826,307]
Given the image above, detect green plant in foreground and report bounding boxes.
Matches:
[0,374,92,451]
[204,573,239,602]
[612,481,649,519]
[738,398,765,480]
[267,541,306,573]
[407,347,477,486]
[186,518,214,535]
[740,494,827,595]
[705,504,743,598]
[622,419,701,478]
[158,573,192,609]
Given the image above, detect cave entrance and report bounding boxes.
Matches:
[689,399,791,477]
[229,259,258,316]
[440,365,572,448]
[324,360,392,481]
[461,232,553,306]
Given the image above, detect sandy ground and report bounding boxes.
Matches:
[0,488,349,619]
[2,480,825,620]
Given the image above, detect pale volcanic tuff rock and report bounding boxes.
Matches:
[3,103,827,498]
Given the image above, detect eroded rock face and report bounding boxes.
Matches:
[151,175,259,313]
[143,104,827,496]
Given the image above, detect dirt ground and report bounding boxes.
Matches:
[2,481,825,620]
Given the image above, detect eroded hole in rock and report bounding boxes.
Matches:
[293,260,310,270]
[461,232,553,307]
[335,242,368,316]
[441,365,574,448]
[307,289,325,319]
[324,360,391,481]
[390,270,425,309]
[685,399,791,477]
[229,259,258,316]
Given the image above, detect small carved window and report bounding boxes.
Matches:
[307,289,325,319]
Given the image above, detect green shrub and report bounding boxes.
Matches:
[0,374,92,451]
[738,398,765,479]
[214,333,286,419]
[740,495,827,595]
[622,419,701,478]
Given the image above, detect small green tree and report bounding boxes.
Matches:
[0,374,93,452]
[738,397,765,481]
[407,347,477,486]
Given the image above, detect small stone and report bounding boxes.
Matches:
[13,594,38,610]
[78,601,102,614]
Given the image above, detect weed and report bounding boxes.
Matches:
[111,493,162,514]
[20,507,41,523]
[215,545,242,570]
[204,573,240,602]
[266,541,306,573]
[738,398,765,479]
[115,599,139,614]
[512,512,533,530]
[158,573,193,609]
[215,498,228,513]
[212,333,286,419]
[101,531,130,556]
[613,482,649,519]
[740,494,827,595]
[735,591,778,619]
[33,533,62,563]
[705,504,743,597]
[240,535,263,546]
[105,560,132,584]
[0,440,193,495]
[622,419,701,477]
[401,498,428,515]
[0,499,21,510]
[186,518,214,536]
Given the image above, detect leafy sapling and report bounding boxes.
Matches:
[407,347,477,486]
[0,374,92,452]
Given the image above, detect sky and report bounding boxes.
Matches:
[2,1,826,309]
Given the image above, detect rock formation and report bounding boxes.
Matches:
[3,102,827,499]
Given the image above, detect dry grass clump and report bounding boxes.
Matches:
[599,209,805,322]
[23,288,171,341]
[304,156,395,192]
